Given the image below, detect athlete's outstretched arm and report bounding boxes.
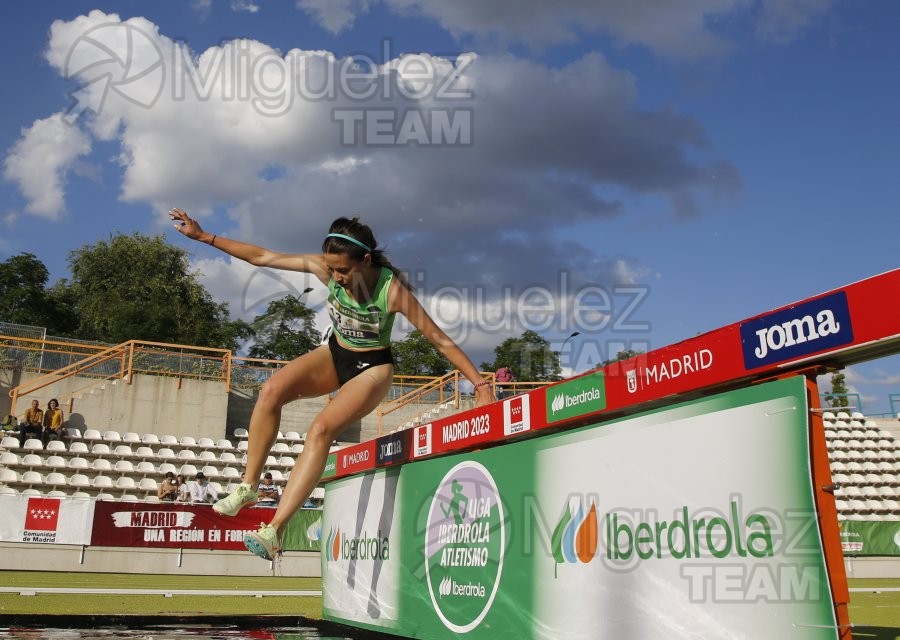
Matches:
[390,282,495,407]
[169,208,330,282]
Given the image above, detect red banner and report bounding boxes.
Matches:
[91,501,275,550]
[328,268,900,480]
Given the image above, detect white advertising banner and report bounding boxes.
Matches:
[322,467,403,631]
[532,381,834,639]
[0,494,95,545]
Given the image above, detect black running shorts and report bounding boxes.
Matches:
[328,333,394,386]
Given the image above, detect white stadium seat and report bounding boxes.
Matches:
[0,486,17,495]
[68,457,90,470]
[21,471,43,487]
[197,437,216,450]
[198,451,218,462]
[216,439,234,450]
[92,476,114,489]
[200,465,220,478]
[156,448,176,460]
[122,432,142,443]
[272,442,291,454]
[138,478,159,492]
[179,464,199,477]
[68,474,90,488]
[221,467,241,479]
[179,436,197,448]
[1,436,20,449]
[0,468,20,483]
[91,443,111,456]
[177,449,197,460]
[22,454,43,470]
[82,429,102,442]
[115,476,137,490]
[21,488,42,496]
[103,430,122,443]
[69,442,89,455]
[70,491,91,499]
[45,472,67,488]
[45,440,67,453]
[114,460,135,475]
[219,451,237,464]
[135,461,157,476]
[0,451,19,466]
[141,433,160,445]
[134,446,156,461]
[114,445,134,458]
[46,490,67,498]
[160,435,179,446]
[92,459,113,473]
[233,428,248,439]
[23,439,43,451]
[158,462,177,475]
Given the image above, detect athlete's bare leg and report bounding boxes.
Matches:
[242,344,339,488]
[268,363,394,535]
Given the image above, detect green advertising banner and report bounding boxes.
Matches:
[282,508,323,552]
[840,520,900,556]
[323,377,839,639]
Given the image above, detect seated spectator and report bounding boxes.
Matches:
[174,474,191,503]
[41,399,65,446]
[18,399,44,448]
[1,414,16,433]
[257,472,281,507]
[157,471,178,501]
[189,472,219,504]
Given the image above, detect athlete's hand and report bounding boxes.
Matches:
[169,208,207,242]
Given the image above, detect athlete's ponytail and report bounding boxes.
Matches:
[322,217,413,291]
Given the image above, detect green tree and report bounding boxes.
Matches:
[824,371,850,408]
[601,348,646,366]
[64,233,247,348]
[392,329,451,376]
[0,253,54,327]
[482,330,561,382]
[247,294,320,360]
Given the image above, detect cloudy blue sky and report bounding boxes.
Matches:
[1,1,898,415]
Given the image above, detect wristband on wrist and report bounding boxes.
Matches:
[209,234,217,247]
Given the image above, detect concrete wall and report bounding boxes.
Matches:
[1,371,229,440]
[0,541,320,577]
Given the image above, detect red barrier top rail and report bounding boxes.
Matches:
[323,268,900,481]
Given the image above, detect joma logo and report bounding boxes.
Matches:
[754,309,840,359]
[740,291,853,368]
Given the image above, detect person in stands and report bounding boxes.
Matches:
[41,399,65,446]
[257,472,281,507]
[169,207,494,560]
[18,399,43,448]
[157,471,178,501]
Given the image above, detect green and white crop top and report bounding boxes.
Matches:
[327,267,396,349]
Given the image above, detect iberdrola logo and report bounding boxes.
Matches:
[326,527,342,562]
[551,496,599,576]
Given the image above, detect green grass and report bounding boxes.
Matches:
[0,571,323,618]
[0,571,897,635]
[848,579,900,636]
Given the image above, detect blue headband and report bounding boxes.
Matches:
[326,232,373,253]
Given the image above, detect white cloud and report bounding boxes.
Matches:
[297,0,371,33]
[756,0,836,43]
[295,0,841,59]
[6,11,741,361]
[3,114,92,219]
[232,0,260,13]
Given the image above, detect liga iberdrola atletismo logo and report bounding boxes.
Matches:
[552,496,599,576]
[424,461,505,634]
